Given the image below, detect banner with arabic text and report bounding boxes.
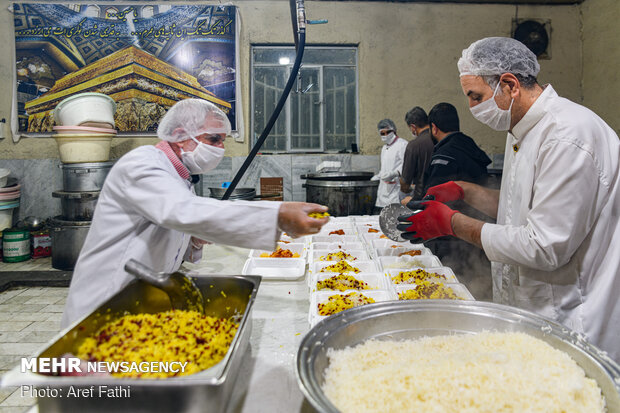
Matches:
[14,3,237,133]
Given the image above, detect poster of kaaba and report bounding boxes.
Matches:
[13,3,237,133]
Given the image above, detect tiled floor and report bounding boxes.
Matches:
[0,286,68,413]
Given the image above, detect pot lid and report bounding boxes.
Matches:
[59,161,115,170]
[301,171,374,181]
[50,216,93,226]
[52,191,100,199]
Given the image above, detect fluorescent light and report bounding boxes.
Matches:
[279,57,291,65]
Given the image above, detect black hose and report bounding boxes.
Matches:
[222,31,306,200]
[290,0,299,50]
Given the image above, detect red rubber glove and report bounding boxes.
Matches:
[396,200,458,241]
[425,181,464,203]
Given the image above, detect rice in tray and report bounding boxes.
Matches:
[391,269,446,284]
[77,309,238,378]
[320,261,361,273]
[397,281,460,300]
[316,274,371,292]
[317,292,375,316]
[319,251,358,261]
[322,332,605,413]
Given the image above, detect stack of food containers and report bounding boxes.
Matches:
[305,215,475,326]
[50,92,117,270]
[0,169,24,262]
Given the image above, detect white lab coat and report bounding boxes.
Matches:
[373,137,408,207]
[480,85,620,362]
[61,146,281,328]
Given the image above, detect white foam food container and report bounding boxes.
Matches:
[310,249,369,265]
[371,238,412,249]
[311,235,360,244]
[309,289,394,326]
[311,259,379,275]
[242,257,306,280]
[316,226,356,236]
[374,245,432,258]
[279,234,310,246]
[249,243,307,260]
[379,255,443,272]
[310,241,365,252]
[393,283,474,301]
[356,226,382,237]
[349,215,379,224]
[361,232,392,245]
[309,272,389,292]
[385,267,459,285]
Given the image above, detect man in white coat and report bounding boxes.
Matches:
[398,37,620,362]
[372,118,408,212]
[62,99,329,327]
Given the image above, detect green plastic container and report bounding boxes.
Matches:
[2,228,31,263]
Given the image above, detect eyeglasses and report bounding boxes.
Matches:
[195,133,226,146]
[379,130,393,136]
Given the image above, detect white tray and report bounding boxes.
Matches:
[242,257,306,280]
[249,243,307,259]
[379,255,442,271]
[310,249,369,265]
[309,272,389,292]
[309,289,394,326]
[371,238,412,249]
[393,283,474,301]
[385,267,459,285]
[278,234,310,246]
[350,215,379,224]
[374,246,432,257]
[310,241,365,252]
[311,235,360,244]
[312,260,379,275]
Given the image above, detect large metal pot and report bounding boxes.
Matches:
[301,172,378,216]
[59,161,114,192]
[52,191,99,221]
[208,187,256,201]
[297,301,620,413]
[50,217,91,270]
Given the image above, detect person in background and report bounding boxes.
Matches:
[62,99,329,327]
[399,106,434,203]
[415,102,492,299]
[371,118,408,213]
[399,37,620,362]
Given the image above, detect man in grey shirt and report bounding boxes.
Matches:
[400,106,435,202]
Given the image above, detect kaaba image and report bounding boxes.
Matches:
[14,3,237,133]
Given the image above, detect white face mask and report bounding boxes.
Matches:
[470,82,514,131]
[181,137,225,175]
[381,131,396,144]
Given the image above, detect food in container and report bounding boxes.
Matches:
[328,229,345,236]
[391,268,447,284]
[318,251,357,261]
[394,283,473,301]
[316,274,371,291]
[319,261,361,273]
[321,332,606,412]
[259,248,300,258]
[396,281,461,300]
[380,255,442,270]
[317,292,375,316]
[76,309,238,378]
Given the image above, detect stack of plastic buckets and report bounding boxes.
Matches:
[0,168,25,262]
[50,92,117,270]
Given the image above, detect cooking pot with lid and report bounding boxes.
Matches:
[59,161,114,192]
[301,171,378,216]
[50,217,91,270]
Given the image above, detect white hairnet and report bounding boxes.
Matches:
[457,37,540,78]
[157,98,231,143]
[377,118,396,132]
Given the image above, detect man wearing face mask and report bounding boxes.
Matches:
[398,37,620,362]
[399,106,434,203]
[371,119,408,213]
[62,99,329,327]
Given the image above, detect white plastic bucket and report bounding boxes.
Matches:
[0,203,18,231]
[54,133,115,163]
[53,92,116,127]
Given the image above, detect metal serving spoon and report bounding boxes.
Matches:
[124,259,205,313]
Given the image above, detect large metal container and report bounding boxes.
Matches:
[50,217,91,270]
[1,274,261,413]
[60,161,114,192]
[52,191,99,221]
[208,187,256,200]
[297,301,620,413]
[301,172,378,217]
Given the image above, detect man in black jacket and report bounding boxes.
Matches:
[422,102,493,299]
[400,106,435,202]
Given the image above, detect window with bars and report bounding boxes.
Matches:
[251,46,358,153]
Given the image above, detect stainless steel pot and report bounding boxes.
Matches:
[59,161,114,192]
[50,217,91,270]
[52,191,99,221]
[297,301,620,413]
[301,172,378,216]
[208,187,256,200]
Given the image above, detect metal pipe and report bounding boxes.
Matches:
[222,1,306,201]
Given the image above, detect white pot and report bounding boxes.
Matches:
[54,92,116,127]
[0,168,9,188]
[54,133,115,163]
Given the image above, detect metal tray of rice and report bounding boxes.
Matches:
[1,274,261,413]
[297,300,620,413]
